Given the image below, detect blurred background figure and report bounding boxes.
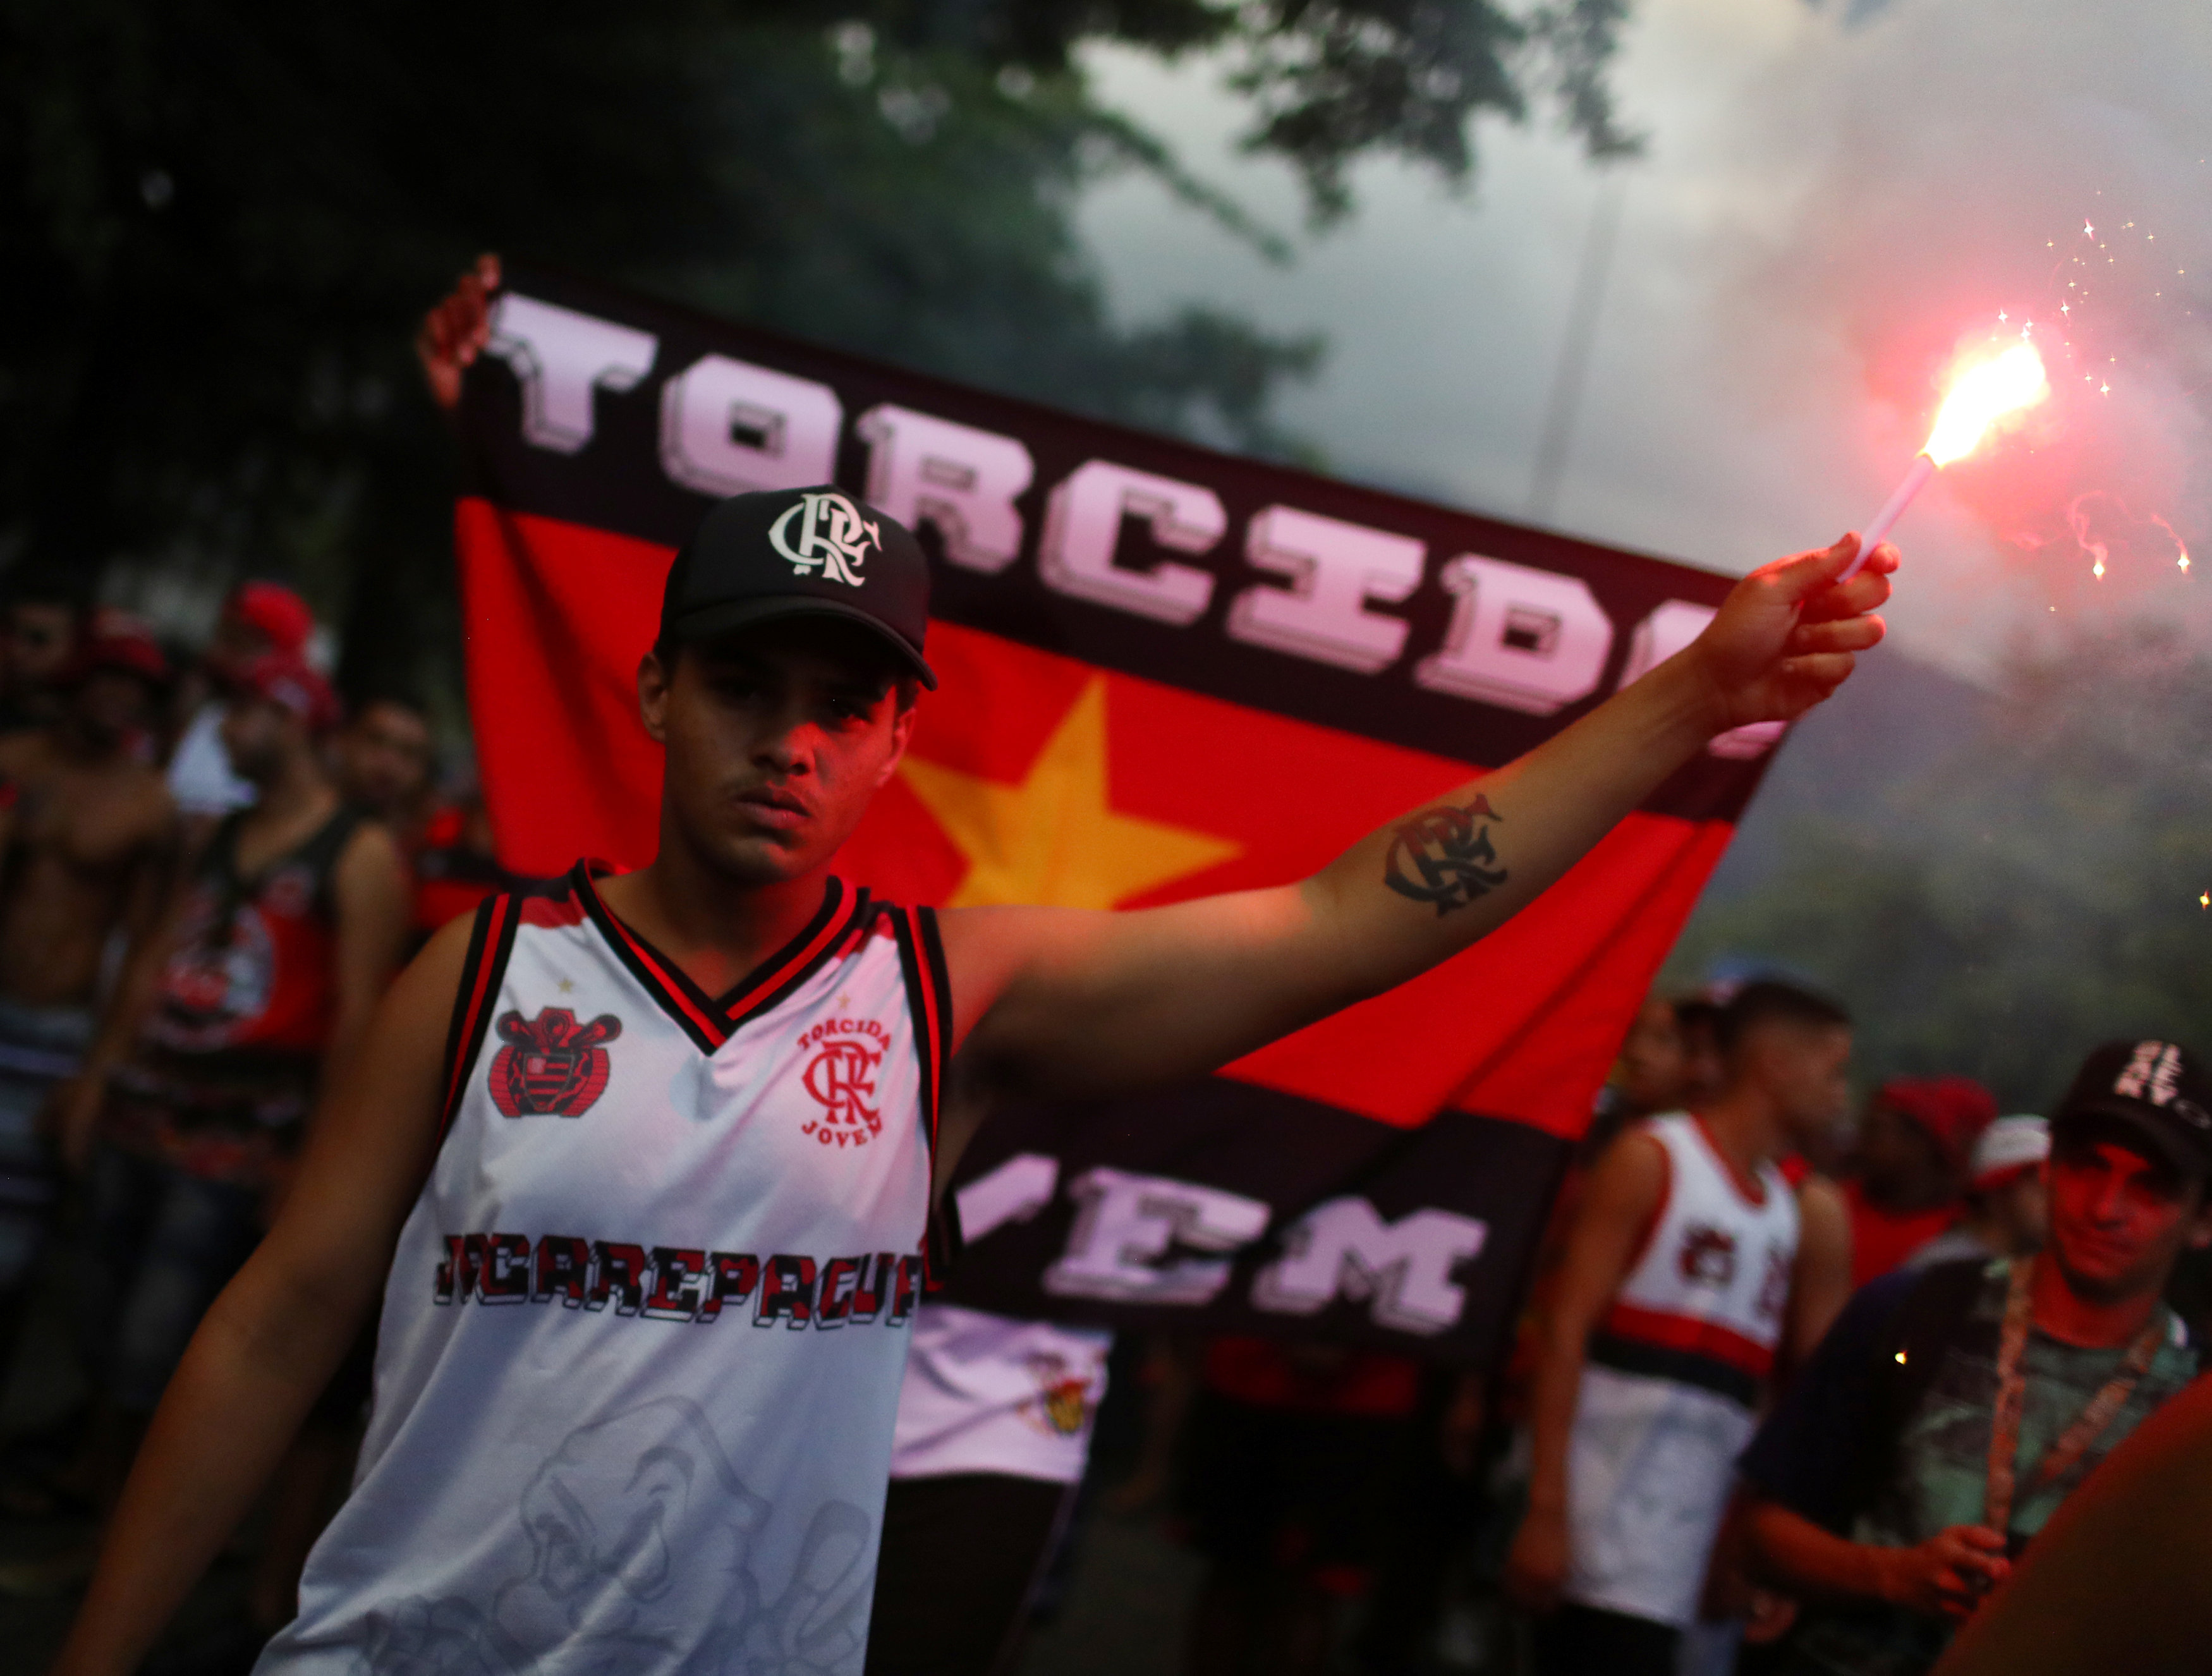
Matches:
[1907,1115,2050,1268]
[1505,981,1856,1676]
[164,583,319,833]
[0,619,176,1392]
[1841,1078,1997,1288]
[401,787,520,949]
[330,691,433,835]
[870,1302,1114,1676]
[0,580,89,740]
[9,645,408,1602]
[330,694,521,949]
[1179,1337,1419,1676]
[1584,993,1689,1160]
[1675,995,1729,1110]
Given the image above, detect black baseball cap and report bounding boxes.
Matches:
[657,486,936,689]
[2052,1038,2212,1180]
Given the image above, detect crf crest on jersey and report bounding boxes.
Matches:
[798,1016,890,1146]
[489,1007,623,1119]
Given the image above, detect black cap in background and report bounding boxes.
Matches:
[658,486,936,689]
[2053,1038,2212,1180]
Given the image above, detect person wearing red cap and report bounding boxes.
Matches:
[164,581,319,829]
[0,617,176,1381]
[30,637,410,1594]
[1842,1077,1998,1289]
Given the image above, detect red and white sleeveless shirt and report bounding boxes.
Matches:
[260,864,952,1676]
[1563,1112,1799,1627]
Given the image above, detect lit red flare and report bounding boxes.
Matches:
[1923,344,2050,466]
[1843,341,2051,579]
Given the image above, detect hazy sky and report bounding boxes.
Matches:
[1076,0,2212,676]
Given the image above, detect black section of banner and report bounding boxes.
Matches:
[939,1076,1572,1367]
[458,263,1778,823]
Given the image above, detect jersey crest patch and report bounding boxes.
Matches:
[489,1007,623,1119]
[1678,1224,1738,1287]
[798,1017,890,1146]
[1024,1352,1096,1437]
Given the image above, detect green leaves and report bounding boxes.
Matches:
[0,0,1632,702]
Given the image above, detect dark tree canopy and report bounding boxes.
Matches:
[0,0,1634,698]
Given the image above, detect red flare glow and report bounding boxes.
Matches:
[1923,343,2050,466]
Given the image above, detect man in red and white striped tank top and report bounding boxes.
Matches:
[50,444,1896,1676]
[1507,980,1860,1675]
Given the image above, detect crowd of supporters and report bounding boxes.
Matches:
[0,569,2197,1676]
[906,992,2189,1676]
[864,983,2206,1676]
[0,580,517,1665]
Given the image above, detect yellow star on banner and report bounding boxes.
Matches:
[901,677,1242,909]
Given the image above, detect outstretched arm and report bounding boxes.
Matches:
[939,537,1892,1140]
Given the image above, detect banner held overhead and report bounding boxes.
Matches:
[454,264,1784,1366]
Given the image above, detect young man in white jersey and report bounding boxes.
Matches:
[47,476,1893,1673]
[1505,980,1857,1675]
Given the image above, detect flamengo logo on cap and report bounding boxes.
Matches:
[769,491,879,587]
[2116,1041,2183,1107]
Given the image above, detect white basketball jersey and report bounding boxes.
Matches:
[1563,1112,1800,1627]
[259,865,952,1676]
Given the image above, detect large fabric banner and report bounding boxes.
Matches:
[454,264,1780,1365]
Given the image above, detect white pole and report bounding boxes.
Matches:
[1839,452,1936,580]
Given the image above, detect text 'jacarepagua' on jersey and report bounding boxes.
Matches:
[255,863,954,1676]
[434,1233,923,1328]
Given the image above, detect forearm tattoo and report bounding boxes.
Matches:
[1383,793,1508,917]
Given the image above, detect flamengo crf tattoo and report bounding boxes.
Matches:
[1383,794,1508,917]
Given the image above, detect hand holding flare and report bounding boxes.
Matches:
[1841,343,2052,580]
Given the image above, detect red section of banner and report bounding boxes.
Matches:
[458,499,668,873]
[458,498,1734,1140]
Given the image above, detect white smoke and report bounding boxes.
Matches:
[1078,0,2212,673]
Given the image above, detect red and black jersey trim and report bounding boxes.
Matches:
[889,904,959,1285]
[571,864,872,1055]
[1588,1303,1777,1410]
[437,889,524,1138]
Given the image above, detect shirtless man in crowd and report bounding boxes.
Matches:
[0,620,176,1345]
[0,581,89,738]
